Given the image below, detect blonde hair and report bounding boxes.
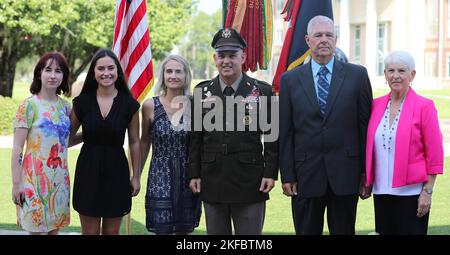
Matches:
[153,55,192,96]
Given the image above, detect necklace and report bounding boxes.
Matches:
[381,97,404,151]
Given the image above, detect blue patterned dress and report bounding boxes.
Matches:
[145,97,201,234]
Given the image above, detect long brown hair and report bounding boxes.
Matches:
[80,48,131,96]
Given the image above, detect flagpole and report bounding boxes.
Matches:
[114,0,154,235]
[125,135,132,235]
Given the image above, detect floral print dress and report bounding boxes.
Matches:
[13,95,71,232]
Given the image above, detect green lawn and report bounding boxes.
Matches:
[7,80,450,234]
[373,88,450,119]
[1,148,449,234]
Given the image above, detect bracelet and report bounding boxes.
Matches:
[422,187,433,195]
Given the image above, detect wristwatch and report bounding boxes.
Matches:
[422,187,433,195]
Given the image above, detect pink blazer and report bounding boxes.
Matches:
[366,88,444,188]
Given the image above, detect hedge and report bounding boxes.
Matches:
[0,96,21,135]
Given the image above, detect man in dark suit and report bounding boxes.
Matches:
[188,28,278,235]
[279,15,372,235]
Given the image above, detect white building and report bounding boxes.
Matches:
[255,0,450,89]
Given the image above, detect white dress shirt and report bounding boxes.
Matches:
[372,101,423,196]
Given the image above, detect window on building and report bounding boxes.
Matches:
[377,23,388,76]
[426,53,436,77]
[427,0,439,38]
[354,25,361,64]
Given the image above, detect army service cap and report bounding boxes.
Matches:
[211,28,248,52]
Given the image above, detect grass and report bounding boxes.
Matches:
[373,88,450,119]
[7,80,450,234]
[1,148,449,234]
[12,81,30,100]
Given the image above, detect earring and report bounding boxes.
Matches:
[409,82,413,86]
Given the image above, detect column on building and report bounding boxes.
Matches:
[438,0,444,85]
[391,0,407,51]
[339,0,350,57]
[365,0,377,77]
[409,0,426,80]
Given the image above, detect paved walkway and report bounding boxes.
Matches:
[0,230,27,235]
[0,229,80,235]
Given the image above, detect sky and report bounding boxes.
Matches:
[198,0,222,14]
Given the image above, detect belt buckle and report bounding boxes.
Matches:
[222,144,227,155]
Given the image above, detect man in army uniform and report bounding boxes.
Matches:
[188,28,278,235]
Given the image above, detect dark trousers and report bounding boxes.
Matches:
[374,194,429,235]
[203,201,265,235]
[291,184,358,235]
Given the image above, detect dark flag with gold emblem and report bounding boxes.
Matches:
[273,0,333,92]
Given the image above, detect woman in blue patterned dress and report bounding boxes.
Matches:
[140,55,201,235]
[11,52,71,234]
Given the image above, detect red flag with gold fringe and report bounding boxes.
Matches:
[223,0,273,72]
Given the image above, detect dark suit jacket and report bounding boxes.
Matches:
[279,59,372,197]
[188,73,278,203]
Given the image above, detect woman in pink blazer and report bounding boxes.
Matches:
[364,51,444,235]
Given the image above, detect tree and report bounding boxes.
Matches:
[0,0,197,97]
[148,0,197,60]
[35,0,116,83]
[180,10,222,79]
[0,0,76,97]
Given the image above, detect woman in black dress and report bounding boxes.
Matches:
[69,49,141,235]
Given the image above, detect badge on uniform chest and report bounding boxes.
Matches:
[241,85,261,104]
[193,85,260,131]
[191,84,278,143]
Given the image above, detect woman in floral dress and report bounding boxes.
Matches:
[11,52,72,234]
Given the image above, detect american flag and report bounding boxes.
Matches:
[113,0,154,102]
